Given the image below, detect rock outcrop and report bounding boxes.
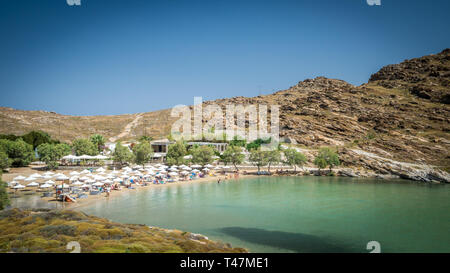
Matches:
[369,48,450,104]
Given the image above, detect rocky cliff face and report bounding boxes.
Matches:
[206,74,449,182]
[369,48,450,104]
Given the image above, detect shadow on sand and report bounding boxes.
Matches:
[218,227,355,253]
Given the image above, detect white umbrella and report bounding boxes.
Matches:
[44,171,54,175]
[96,167,105,172]
[24,176,36,181]
[45,180,55,185]
[79,155,94,160]
[80,169,90,174]
[94,175,106,181]
[202,168,210,172]
[103,179,113,184]
[182,166,192,171]
[42,175,53,179]
[86,179,95,184]
[62,155,77,160]
[69,176,79,181]
[79,176,90,181]
[179,164,188,168]
[113,178,122,183]
[180,171,190,175]
[205,164,214,168]
[57,184,70,189]
[168,172,178,176]
[13,175,26,181]
[222,166,231,169]
[56,175,69,180]
[93,182,104,186]
[192,169,200,173]
[69,171,80,176]
[191,164,202,168]
[72,181,84,186]
[159,170,167,174]
[40,183,52,188]
[27,182,39,187]
[169,167,178,171]
[214,166,221,170]
[30,173,42,178]
[14,184,25,189]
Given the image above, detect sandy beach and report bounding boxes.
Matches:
[2,166,259,210]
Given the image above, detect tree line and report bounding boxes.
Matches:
[0,131,340,175]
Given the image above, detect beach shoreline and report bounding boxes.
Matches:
[70,173,258,210]
[2,166,260,210]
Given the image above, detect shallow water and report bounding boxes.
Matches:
[12,176,450,252]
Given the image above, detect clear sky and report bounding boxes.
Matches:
[1,0,449,116]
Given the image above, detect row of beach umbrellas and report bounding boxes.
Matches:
[10,163,233,189]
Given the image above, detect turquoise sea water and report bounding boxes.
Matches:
[12,176,450,252]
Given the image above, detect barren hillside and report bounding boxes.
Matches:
[1,50,449,180]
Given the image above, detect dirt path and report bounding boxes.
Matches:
[109,113,143,142]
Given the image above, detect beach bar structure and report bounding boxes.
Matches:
[150,139,175,153]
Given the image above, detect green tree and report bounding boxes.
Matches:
[284,148,307,172]
[0,171,10,210]
[37,143,71,170]
[113,142,134,166]
[314,148,340,172]
[166,141,187,166]
[229,136,246,147]
[0,139,34,167]
[0,150,10,170]
[72,138,98,156]
[139,136,153,142]
[249,149,268,172]
[133,141,154,167]
[246,138,272,151]
[56,143,72,156]
[90,134,105,153]
[0,134,20,141]
[191,145,214,166]
[21,131,57,149]
[222,145,245,171]
[266,150,281,173]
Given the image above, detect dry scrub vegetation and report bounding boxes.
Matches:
[0,209,247,253]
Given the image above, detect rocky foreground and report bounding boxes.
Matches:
[0,209,247,253]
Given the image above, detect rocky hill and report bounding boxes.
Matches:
[0,50,449,182]
[369,48,450,104]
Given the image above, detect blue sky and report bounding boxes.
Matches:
[0,0,449,116]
